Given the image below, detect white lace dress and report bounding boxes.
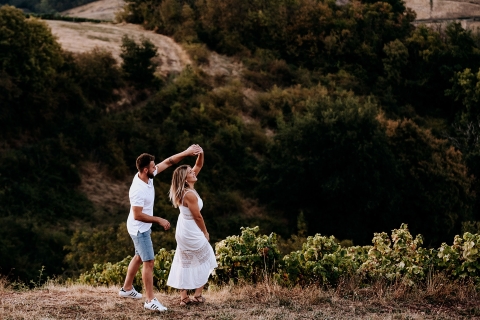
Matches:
[167,190,217,289]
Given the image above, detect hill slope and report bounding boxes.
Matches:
[58,0,480,23]
[61,0,124,21]
[407,0,480,20]
[46,20,190,76]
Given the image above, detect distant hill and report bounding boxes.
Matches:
[61,0,123,21]
[59,0,480,25]
[45,20,189,76]
[406,0,480,20]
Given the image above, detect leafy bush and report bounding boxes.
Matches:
[78,225,480,291]
[213,226,281,285]
[183,43,210,66]
[437,232,480,283]
[358,224,433,285]
[79,248,175,291]
[278,235,369,286]
[64,223,176,274]
[79,256,136,288]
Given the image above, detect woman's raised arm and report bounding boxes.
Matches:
[192,147,204,176]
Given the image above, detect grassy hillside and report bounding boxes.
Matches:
[61,0,124,21]
[45,20,191,76]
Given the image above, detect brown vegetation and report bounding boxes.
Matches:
[1,275,479,319]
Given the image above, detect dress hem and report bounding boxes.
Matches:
[167,265,217,290]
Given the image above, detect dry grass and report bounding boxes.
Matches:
[45,20,191,77]
[1,276,479,319]
[77,162,130,213]
[61,0,124,21]
[44,19,244,83]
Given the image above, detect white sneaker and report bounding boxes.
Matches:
[118,286,142,299]
[144,297,168,312]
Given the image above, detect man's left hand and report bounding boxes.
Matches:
[158,218,171,230]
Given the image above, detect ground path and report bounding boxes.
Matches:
[1,283,478,319]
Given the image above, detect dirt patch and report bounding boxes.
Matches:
[203,51,243,79]
[77,162,130,212]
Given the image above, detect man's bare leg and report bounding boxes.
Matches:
[123,255,142,291]
[142,260,155,301]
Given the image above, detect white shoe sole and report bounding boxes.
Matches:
[119,292,143,299]
[144,306,168,312]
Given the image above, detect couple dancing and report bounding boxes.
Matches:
[118,145,217,311]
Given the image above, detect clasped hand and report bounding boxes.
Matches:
[188,144,203,156]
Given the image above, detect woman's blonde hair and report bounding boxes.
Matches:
[169,165,190,208]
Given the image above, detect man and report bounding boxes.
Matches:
[118,145,202,312]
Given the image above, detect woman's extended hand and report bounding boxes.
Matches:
[204,232,210,241]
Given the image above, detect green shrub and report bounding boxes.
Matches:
[183,43,210,66]
[358,224,434,286]
[77,225,480,290]
[278,235,368,286]
[64,223,177,273]
[79,256,137,288]
[78,248,175,291]
[437,232,480,283]
[212,226,281,285]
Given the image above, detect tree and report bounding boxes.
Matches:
[73,48,123,107]
[447,68,480,122]
[380,117,474,245]
[258,92,399,244]
[0,5,64,139]
[120,35,159,87]
[258,86,474,245]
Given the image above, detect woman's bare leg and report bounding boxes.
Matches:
[180,289,188,300]
[194,286,204,298]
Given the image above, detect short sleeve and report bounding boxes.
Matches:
[130,189,145,207]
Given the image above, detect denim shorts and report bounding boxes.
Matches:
[130,229,155,262]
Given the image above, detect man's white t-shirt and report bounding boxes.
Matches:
[127,169,157,236]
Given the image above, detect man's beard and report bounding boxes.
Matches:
[147,172,155,179]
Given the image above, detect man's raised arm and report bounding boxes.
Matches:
[155,144,202,173]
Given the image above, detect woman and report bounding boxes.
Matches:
[167,147,217,306]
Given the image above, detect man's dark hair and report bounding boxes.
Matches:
[136,153,155,172]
